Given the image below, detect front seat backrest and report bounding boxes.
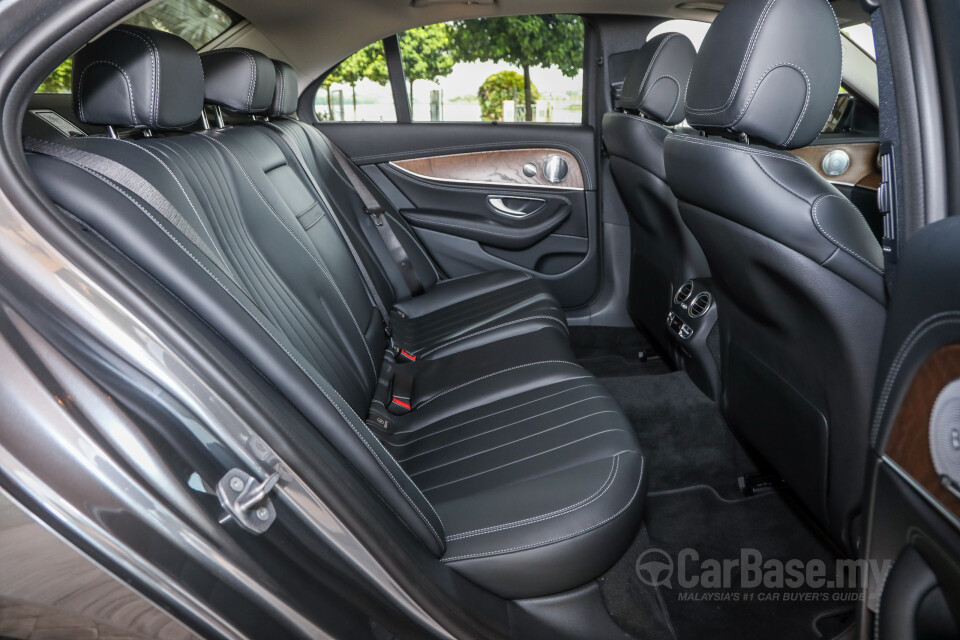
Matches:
[663,0,886,551]
[601,33,707,357]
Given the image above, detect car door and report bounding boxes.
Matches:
[861,214,960,639]
[304,15,602,310]
[858,5,960,635]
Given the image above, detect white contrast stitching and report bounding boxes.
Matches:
[416,360,583,408]
[810,195,883,274]
[77,61,138,126]
[115,27,158,127]
[685,0,779,114]
[441,456,643,562]
[200,133,378,383]
[84,167,445,548]
[447,456,619,540]
[417,315,568,358]
[870,313,960,445]
[667,134,808,166]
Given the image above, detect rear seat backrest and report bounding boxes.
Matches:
[260,60,443,304]
[29,26,447,554]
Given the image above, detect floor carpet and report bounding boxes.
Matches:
[579,329,856,639]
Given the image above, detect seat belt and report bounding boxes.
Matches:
[24,137,240,285]
[261,122,391,325]
[326,141,425,296]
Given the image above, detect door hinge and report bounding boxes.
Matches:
[217,468,280,535]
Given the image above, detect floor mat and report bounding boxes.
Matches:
[601,487,853,640]
[602,371,757,500]
[569,326,671,378]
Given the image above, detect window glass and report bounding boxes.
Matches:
[842,24,876,60]
[315,42,396,122]
[647,19,711,51]
[36,0,241,93]
[399,15,584,123]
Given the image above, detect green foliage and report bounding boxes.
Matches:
[451,15,583,120]
[478,70,539,122]
[399,24,456,96]
[37,59,73,94]
[321,42,389,119]
[124,0,236,48]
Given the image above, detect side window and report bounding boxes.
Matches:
[398,15,584,123]
[315,42,396,122]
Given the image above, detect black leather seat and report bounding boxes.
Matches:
[260,59,570,362]
[26,27,646,599]
[664,0,886,547]
[602,33,707,356]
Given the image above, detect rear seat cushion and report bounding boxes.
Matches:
[26,30,647,600]
[382,372,645,598]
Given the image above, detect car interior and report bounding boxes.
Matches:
[2,0,960,637]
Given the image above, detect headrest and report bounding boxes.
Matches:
[72,26,203,129]
[269,60,299,117]
[684,0,842,149]
[200,49,276,114]
[620,33,696,125]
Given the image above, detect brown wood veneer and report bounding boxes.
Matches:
[886,344,960,521]
[391,148,584,189]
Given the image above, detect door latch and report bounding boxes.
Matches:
[217,468,280,534]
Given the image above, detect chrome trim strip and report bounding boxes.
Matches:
[387,160,585,192]
[881,455,960,533]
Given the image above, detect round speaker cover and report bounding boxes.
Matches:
[929,378,960,484]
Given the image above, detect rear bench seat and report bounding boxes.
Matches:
[25,26,646,599]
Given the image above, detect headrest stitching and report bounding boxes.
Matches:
[114,27,160,127]
[202,48,261,112]
[685,0,779,115]
[274,61,285,114]
[77,61,138,126]
[636,33,679,105]
[712,61,809,145]
[640,75,681,123]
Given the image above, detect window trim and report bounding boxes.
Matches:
[306,14,590,126]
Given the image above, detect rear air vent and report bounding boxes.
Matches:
[689,292,712,318]
[675,281,694,304]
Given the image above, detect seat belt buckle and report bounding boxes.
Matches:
[399,349,417,362]
[389,373,414,415]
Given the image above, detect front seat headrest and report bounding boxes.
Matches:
[269,60,299,117]
[200,48,277,114]
[684,0,842,149]
[72,26,203,129]
[620,32,696,125]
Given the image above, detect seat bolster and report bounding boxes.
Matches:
[665,133,884,299]
[441,449,645,599]
[601,112,669,181]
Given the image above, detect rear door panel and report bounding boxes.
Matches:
[863,216,960,638]
[319,123,601,308]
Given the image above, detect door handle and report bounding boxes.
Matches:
[487,196,546,218]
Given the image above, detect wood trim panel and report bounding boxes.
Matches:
[788,142,880,189]
[886,344,960,521]
[390,149,585,190]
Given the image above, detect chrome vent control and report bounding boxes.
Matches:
[675,281,694,304]
[689,292,712,318]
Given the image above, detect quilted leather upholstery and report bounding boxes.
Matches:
[29,30,647,599]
